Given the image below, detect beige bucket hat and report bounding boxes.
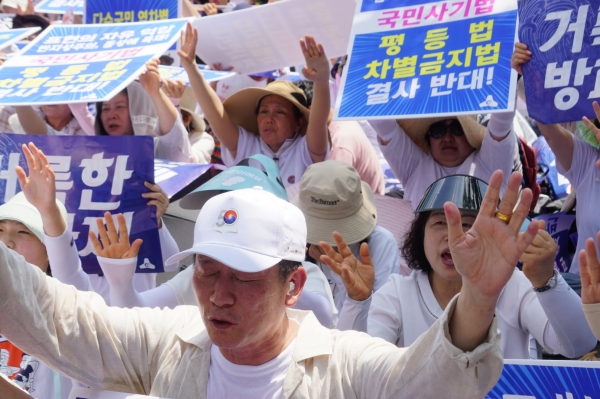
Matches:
[222,80,310,136]
[292,160,377,246]
[179,87,206,133]
[398,115,486,152]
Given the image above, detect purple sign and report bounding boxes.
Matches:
[0,134,161,274]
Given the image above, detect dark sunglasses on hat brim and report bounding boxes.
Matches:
[426,120,464,139]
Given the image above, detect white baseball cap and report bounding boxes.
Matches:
[165,186,307,273]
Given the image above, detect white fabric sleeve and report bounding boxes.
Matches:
[158,222,179,272]
[476,117,516,190]
[154,115,192,163]
[164,266,197,306]
[533,275,597,357]
[98,256,179,309]
[190,132,215,164]
[486,110,515,138]
[583,302,600,341]
[292,289,334,328]
[369,119,426,185]
[336,295,371,332]
[44,228,93,292]
[367,277,403,345]
[68,103,95,136]
[221,126,255,167]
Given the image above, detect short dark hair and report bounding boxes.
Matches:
[278,260,301,283]
[400,211,432,273]
[293,81,314,107]
[96,88,128,136]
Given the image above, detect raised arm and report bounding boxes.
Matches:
[300,36,330,162]
[139,59,179,136]
[511,42,574,170]
[179,23,240,155]
[14,106,48,134]
[446,170,538,351]
[580,231,600,340]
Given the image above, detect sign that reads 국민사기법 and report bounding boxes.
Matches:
[0,19,189,106]
[0,134,163,275]
[519,0,600,124]
[335,0,519,120]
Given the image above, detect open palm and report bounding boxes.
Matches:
[446,171,538,299]
[300,35,329,83]
[319,231,374,301]
[89,212,142,259]
[15,143,56,214]
[178,23,198,68]
[580,232,600,305]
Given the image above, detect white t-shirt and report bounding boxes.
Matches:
[338,268,596,359]
[222,126,317,187]
[375,120,515,209]
[556,136,600,274]
[207,338,296,399]
[317,225,400,313]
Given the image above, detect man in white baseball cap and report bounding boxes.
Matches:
[0,176,541,398]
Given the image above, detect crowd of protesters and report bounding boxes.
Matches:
[1,1,600,399]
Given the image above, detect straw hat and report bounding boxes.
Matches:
[223,80,310,136]
[398,115,486,152]
[292,160,377,246]
[179,87,206,133]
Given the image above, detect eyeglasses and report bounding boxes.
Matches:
[427,120,464,139]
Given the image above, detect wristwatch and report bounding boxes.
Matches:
[533,269,559,293]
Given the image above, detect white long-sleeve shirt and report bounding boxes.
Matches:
[338,269,596,359]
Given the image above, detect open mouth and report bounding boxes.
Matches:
[208,317,235,329]
[441,249,454,266]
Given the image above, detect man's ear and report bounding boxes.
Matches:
[285,266,307,307]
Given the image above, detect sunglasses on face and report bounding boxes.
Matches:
[427,120,464,139]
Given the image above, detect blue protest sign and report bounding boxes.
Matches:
[520,0,600,124]
[0,27,40,49]
[0,19,189,106]
[533,212,576,272]
[335,0,518,120]
[157,65,237,84]
[487,359,600,398]
[35,0,83,15]
[0,134,162,274]
[84,0,181,24]
[533,135,571,199]
[154,159,215,201]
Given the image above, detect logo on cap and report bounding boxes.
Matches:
[212,209,239,233]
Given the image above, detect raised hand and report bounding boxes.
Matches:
[580,232,600,304]
[203,3,218,15]
[300,35,330,83]
[139,58,162,96]
[15,143,56,214]
[89,212,142,259]
[142,182,169,229]
[445,170,538,300]
[178,23,198,69]
[521,220,558,288]
[511,42,531,75]
[161,79,187,99]
[319,231,374,301]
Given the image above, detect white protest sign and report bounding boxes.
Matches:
[193,0,356,75]
[69,387,168,399]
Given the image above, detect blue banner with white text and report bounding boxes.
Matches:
[520,0,600,124]
[35,0,84,15]
[0,20,188,105]
[335,0,518,119]
[85,0,180,24]
[487,360,600,398]
[0,134,162,274]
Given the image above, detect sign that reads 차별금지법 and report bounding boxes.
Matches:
[0,19,189,106]
[334,0,519,120]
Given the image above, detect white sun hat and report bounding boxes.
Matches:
[165,186,306,272]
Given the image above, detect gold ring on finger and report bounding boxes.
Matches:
[495,211,512,224]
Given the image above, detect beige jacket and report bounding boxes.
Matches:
[0,242,503,399]
[583,303,600,341]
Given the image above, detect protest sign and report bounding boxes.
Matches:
[0,27,40,50]
[69,387,166,399]
[35,0,84,15]
[157,65,236,84]
[520,0,600,124]
[192,0,355,75]
[487,359,600,398]
[334,0,518,120]
[84,0,181,24]
[533,212,577,272]
[0,19,189,106]
[0,134,162,274]
[154,159,218,202]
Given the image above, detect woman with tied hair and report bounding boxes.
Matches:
[179,23,330,187]
[322,171,597,359]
